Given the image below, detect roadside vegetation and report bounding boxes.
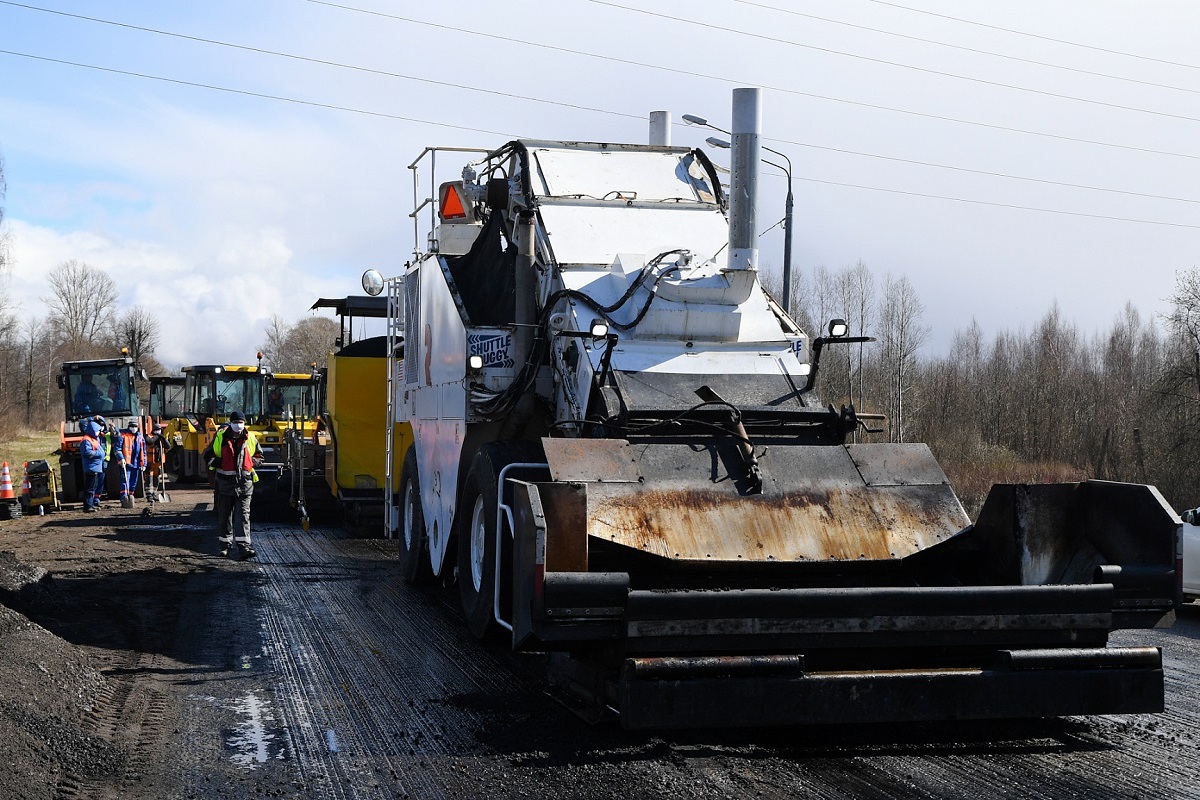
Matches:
[773,263,1200,516]
[0,427,60,480]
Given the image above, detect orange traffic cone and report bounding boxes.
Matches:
[0,462,15,501]
[20,463,31,502]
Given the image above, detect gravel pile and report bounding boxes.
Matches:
[0,554,123,800]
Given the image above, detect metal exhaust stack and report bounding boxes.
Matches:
[727,88,760,271]
[649,111,671,145]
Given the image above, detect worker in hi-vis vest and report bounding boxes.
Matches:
[203,410,261,560]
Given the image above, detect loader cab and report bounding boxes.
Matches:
[169,364,264,483]
[55,355,148,504]
[181,365,264,422]
[148,375,186,422]
[264,372,322,421]
[58,357,144,422]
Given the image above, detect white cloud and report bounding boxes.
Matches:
[6,213,350,369]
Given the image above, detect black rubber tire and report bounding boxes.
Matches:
[398,448,433,586]
[105,460,124,498]
[456,445,503,641]
[59,455,78,503]
[455,441,545,641]
[166,447,182,481]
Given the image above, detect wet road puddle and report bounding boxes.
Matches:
[190,690,289,768]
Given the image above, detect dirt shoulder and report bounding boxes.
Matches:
[0,488,273,800]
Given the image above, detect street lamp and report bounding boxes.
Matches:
[687,115,795,317]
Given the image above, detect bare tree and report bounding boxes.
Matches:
[285,317,339,371]
[116,306,162,365]
[260,315,290,371]
[804,265,854,404]
[759,267,813,332]
[833,261,876,426]
[260,316,339,373]
[877,274,929,443]
[1161,268,1200,410]
[803,265,839,342]
[1164,268,1200,350]
[44,260,119,359]
[0,318,15,436]
[21,318,44,426]
[1152,267,1200,499]
[920,318,985,459]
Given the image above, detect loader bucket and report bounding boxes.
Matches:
[536,437,970,567]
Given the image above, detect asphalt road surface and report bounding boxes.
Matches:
[2,485,1200,799]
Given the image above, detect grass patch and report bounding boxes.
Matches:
[0,427,62,480]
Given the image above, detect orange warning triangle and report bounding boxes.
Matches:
[441,184,467,219]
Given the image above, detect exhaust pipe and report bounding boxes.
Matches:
[649,111,671,145]
[727,88,760,272]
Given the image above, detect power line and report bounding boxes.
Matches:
[9,0,1194,200]
[731,0,1200,97]
[0,0,641,122]
[5,46,1193,232]
[2,4,1192,212]
[791,175,1200,230]
[0,48,522,139]
[6,0,1198,194]
[4,47,1190,231]
[301,0,1200,162]
[588,0,1200,125]
[771,139,1200,205]
[863,0,1200,72]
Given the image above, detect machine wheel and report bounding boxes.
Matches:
[59,455,78,503]
[398,448,433,586]
[166,447,182,481]
[455,441,545,641]
[457,446,502,641]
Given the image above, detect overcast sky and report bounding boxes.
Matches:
[2,0,1198,367]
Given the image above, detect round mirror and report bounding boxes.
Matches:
[361,269,384,296]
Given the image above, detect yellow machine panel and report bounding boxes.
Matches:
[325,349,408,498]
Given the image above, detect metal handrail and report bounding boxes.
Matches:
[407,146,491,264]
[493,461,550,633]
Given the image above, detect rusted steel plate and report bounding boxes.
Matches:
[542,441,971,563]
[586,483,968,562]
[543,438,641,483]
[537,482,590,572]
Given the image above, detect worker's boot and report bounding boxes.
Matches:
[239,545,257,561]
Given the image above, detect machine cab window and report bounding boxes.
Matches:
[61,362,140,420]
[265,375,321,419]
[183,366,263,420]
